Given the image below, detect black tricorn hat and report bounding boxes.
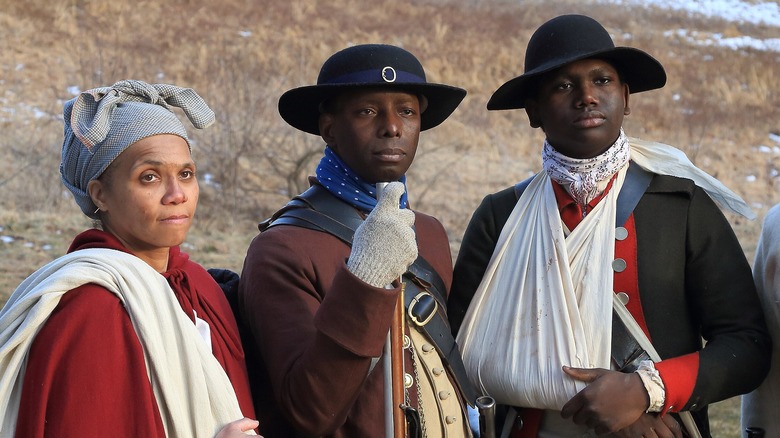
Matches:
[487,14,667,110]
[278,44,467,135]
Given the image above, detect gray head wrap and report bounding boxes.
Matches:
[60,79,215,219]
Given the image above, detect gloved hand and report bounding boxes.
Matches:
[347,181,418,287]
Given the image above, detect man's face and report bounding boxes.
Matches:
[525,58,630,159]
[319,89,422,183]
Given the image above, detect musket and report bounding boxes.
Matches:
[390,284,406,438]
[476,395,497,438]
[377,182,407,438]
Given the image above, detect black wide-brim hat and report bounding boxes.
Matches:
[279,44,467,135]
[487,14,667,110]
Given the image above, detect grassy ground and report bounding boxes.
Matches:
[710,397,743,437]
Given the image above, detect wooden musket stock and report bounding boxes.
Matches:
[391,285,406,438]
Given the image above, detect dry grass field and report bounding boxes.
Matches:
[0,0,777,435]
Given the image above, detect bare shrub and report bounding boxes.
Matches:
[1,0,777,274]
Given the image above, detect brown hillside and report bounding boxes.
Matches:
[0,1,776,434]
[1,0,777,296]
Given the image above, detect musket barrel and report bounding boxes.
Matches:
[476,395,497,438]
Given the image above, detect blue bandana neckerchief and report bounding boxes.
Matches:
[315,146,409,213]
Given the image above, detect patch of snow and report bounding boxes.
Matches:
[665,29,780,53]
[599,0,780,27]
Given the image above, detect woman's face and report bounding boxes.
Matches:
[89,134,198,270]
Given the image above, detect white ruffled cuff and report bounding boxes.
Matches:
[636,360,665,413]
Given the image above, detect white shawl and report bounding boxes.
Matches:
[457,166,627,409]
[0,248,249,437]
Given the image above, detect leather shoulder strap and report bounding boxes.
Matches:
[615,162,653,227]
[270,207,355,245]
[406,255,447,306]
[259,184,363,233]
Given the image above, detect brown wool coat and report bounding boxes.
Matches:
[238,197,462,438]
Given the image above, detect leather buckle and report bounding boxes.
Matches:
[407,291,437,326]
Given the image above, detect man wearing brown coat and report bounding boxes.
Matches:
[238,44,475,438]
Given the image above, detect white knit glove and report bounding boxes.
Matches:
[347,182,418,287]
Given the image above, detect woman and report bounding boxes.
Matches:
[0,80,258,437]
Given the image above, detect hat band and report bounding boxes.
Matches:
[323,68,426,85]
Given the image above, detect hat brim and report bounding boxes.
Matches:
[279,82,467,135]
[487,47,666,110]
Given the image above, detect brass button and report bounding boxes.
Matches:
[612,258,627,272]
[432,367,444,376]
[616,292,629,305]
[421,344,434,353]
[438,390,451,400]
[403,335,411,349]
[615,226,629,241]
[445,416,457,424]
[404,373,414,388]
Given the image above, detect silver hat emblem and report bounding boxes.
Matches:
[381,66,396,83]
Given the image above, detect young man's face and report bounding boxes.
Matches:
[318,89,422,183]
[525,58,630,159]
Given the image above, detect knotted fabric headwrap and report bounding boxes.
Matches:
[60,79,215,219]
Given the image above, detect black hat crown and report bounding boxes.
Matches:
[317,44,428,86]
